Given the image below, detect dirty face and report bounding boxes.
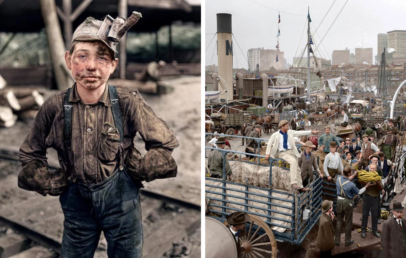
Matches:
[65,41,118,91]
[325,128,330,134]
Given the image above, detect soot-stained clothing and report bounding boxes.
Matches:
[19,84,179,186]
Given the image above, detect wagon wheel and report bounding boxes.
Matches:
[226,128,235,140]
[224,214,278,258]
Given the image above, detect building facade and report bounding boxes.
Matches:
[248,47,284,71]
[355,48,373,65]
[388,30,406,65]
[332,50,350,65]
[377,33,388,64]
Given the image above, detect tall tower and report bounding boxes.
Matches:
[216,13,233,103]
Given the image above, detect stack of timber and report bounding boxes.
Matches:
[0,81,44,128]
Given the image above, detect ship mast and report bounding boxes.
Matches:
[307,7,311,101]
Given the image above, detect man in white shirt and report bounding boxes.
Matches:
[208,132,218,148]
[265,120,318,192]
[323,141,343,182]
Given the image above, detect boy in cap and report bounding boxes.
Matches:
[298,141,321,187]
[323,142,343,183]
[265,120,319,192]
[208,137,232,179]
[18,13,179,257]
[381,202,406,257]
[316,200,335,257]
[226,211,251,257]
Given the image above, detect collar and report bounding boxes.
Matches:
[279,130,287,135]
[69,83,111,107]
[229,227,239,236]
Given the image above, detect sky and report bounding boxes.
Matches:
[205,0,406,69]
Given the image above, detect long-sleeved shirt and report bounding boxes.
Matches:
[208,149,232,177]
[318,133,341,153]
[336,175,366,199]
[360,142,379,153]
[323,152,343,176]
[19,84,179,185]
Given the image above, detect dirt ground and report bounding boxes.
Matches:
[0,76,201,205]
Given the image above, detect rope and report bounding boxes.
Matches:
[314,0,336,34]
[205,33,217,51]
[232,34,250,67]
[357,170,381,183]
[247,0,306,17]
[315,0,349,53]
[293,17,308,65]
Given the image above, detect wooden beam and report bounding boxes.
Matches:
[55,6,66,20]
[63,0,72,47]
[118,0,127,79]
[39,0,71,90]
[70,0,93,22]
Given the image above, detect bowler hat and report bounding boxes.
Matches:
[393,202,404,211]
[226,212,250,225]
[330,141,337,148]
[278,120,289,128]
[216,137,226,145]
[322,200,333,212]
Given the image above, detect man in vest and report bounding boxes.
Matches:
[359,134,380,170]
[361,164,383,238]
[366,154,383,176]
[381,202,406,257]
[208,137,232,179]
[335,167,370,246]
[349,138,361,156]
[265,120,319,192]
[378,152,393,180]
[18,13,179,258]
[378,128,397,160]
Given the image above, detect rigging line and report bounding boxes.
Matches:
[315,0,349,52]
[209,40,216,66]
[247,0,306,17]
[293,17,308,65]
[314,0,336,34]
[205,33,217,52]
[232,34,249,64]
[311,24,330,61]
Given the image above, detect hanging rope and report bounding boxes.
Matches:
[205,33,217,52]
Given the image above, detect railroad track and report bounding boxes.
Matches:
[0,149,201,258]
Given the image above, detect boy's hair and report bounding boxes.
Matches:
[343,167,352,176]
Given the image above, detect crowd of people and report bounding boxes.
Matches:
[206,112,406,257]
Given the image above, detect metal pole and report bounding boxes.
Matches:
[118,0,127,79]
[307,14,311,101]
[390,79,406,119]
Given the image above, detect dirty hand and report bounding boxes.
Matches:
[328,176,332,181]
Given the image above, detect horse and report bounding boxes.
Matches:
[251,114,264,125]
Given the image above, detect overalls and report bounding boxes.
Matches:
[335,176,353,245]
[60,86,143,258]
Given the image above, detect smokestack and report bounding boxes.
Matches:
[216,13,233,103]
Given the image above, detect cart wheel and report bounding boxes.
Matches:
[224,214,278,258]
[226,128,235,139]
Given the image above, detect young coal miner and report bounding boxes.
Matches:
[18,13,179,258]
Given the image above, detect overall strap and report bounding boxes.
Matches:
[108,85,124,142]
[108,85,125,170]
[64,88,73,148]
[339,176,350,197]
